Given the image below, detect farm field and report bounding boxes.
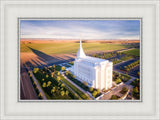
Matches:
[21,41,134,55]
[20,40,138,69]
[122,48,140,57]
[20,40,140,100]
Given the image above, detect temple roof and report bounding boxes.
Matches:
[83,56,107,63]
[76,40,86,58]
[76,40,111,64]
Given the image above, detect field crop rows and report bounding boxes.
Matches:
[21,43,134,55]
[121,48,140,57]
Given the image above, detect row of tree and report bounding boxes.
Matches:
[131,78,140,99]
[110,58,122,65]
[91,51,121,59]
[124,60,140,71]
[28,71,43,99]
[65,70,102,98]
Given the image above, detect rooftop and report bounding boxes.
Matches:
[76,40,112,65]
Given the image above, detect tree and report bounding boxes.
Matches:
[33,81,37,85]
[65,90,69,96]
[57,71,60,76]
[132,87,140,99]
[121,87,128,94]
[133,87,139,94]
[61,66,65,71]
[46,74,49,78]
[51,72,54,77]
[121,76,125,80]
[47,81,52,87]
[74,93,78,98]
[89,87,93,92]
[83,81,88,86]
[57,76,60,81]
[102,88,106,92]
[65,71,69,76]
[61,88,63,91]
[136,78,139,82]
[33,68,39,73]
[61,83,65,87]
[42,78,45,81]
[72,75,76,79]
[53,64,55,68]
[51,87,56,94]
[42,82,46,88]
[97,89,100,94]
[92,90,97,97]
[61,91,65,96]
[38,92,43,99]
[115,78,122,84]
[110,95,118,100]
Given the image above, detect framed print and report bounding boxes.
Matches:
[0,0,159,120]
[19,18,141,102]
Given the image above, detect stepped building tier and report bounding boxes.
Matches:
[73,40,113,90]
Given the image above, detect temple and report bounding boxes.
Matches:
[72,40,113,90]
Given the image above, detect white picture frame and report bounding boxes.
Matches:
[0,0,159,120]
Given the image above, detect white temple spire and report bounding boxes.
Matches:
[76,39,86,58]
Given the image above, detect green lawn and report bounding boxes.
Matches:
[59,74,90,100]
[21,43,133,55]
[122,49,140,57]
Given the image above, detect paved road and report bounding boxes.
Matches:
[30,71,47,100]
[114,59,138,70]
[113,58,140,77]
[20,68,38,100]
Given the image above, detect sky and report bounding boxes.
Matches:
[20,20,140,40]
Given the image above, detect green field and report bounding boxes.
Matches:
[21,43,133,55]
[122,49,140,57]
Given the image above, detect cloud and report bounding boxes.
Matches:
[20,20,140,40]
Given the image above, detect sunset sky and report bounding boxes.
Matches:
[20,20,140,40]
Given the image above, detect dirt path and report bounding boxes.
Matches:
[20,68,38,100]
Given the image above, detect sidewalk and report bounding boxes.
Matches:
[61,73,93,100]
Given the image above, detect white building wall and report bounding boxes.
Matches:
[73,58,112,90]
[95,68,99,89]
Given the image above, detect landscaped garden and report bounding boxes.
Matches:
[130,78,140,99]
[32,67,80,100]
[64,70,102,98]
[113,71,131,83]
